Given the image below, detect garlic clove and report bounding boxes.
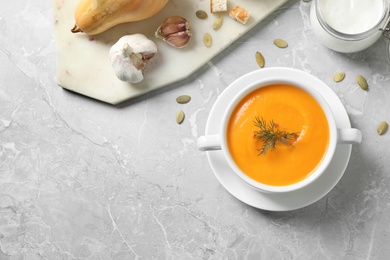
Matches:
[109,34,157,83]
[157,16,190,36]
[163,30,191,48]
[155,16,192,48]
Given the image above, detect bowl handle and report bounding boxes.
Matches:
[337,129,362,144]
[197,135,221,151]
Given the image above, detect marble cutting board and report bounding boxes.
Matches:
[53,0,288,104]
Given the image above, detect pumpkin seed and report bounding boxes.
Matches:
[333,72,345,82]
[377,121,388,135]
[204,33,212,47]
[255,51,265,68]
[213,16,223,30]
[176,95,191,104]
[176,110,185,124]
[273,38,288,48]
[356,75,368,90]
[196,10,208,19]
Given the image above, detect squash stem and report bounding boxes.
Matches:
[71,24,83,33]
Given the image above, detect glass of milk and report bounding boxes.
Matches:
[310,0,390,53]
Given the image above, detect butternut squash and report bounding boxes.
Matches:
[71,0,169,35]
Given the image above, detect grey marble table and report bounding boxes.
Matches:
[1,0,389,259]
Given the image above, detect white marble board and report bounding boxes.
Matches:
[54,0,288,104]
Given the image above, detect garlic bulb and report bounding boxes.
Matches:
[109,34,157,83]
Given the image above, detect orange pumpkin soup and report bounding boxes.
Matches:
[227,84,330,186]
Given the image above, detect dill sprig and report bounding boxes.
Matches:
[253,116,299,155]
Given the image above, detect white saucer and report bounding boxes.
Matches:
[204,68,352,211]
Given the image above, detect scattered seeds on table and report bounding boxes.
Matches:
[213,16,223,30]
[333,72,345,82]
[176,110,185,124]
[273,38,288,48]
[255,51,265,68]
[377,121,388,135]
[356,75,368,90]
[196,10,208,19]
[204,33,212,47]
[176,95,191,104]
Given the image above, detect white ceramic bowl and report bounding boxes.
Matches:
[197,68,362,193]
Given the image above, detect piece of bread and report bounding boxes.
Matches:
[229,6,250,24]
[210,0,227,13]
